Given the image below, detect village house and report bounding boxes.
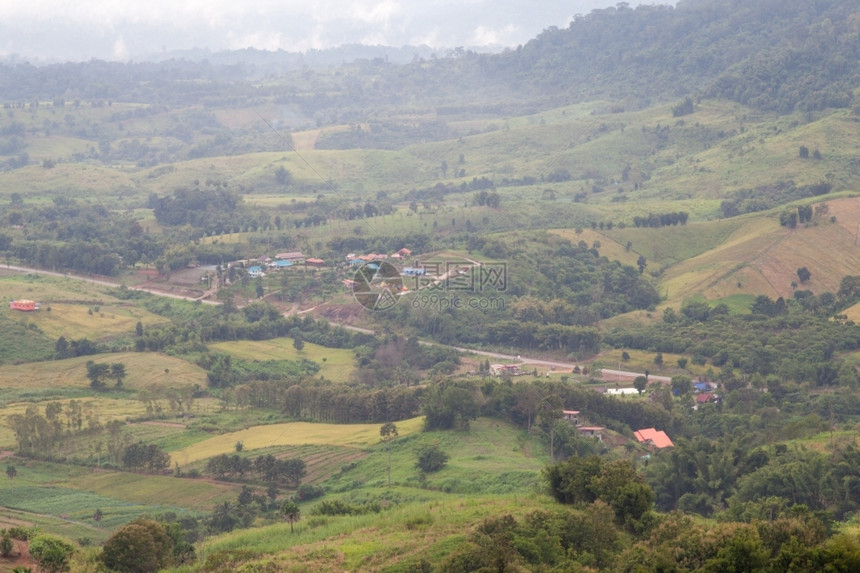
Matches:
[695,392,718,405]
[276,252,306,263]
[562,410,580,424]
[578,426,604,441]
[634,427,674,449]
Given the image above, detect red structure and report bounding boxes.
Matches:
[9,299,39,311]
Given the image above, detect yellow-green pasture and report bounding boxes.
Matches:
[20,302,168,341]
[0,270,114,302]
[171,416,424,465]
[208,338,357,383]
[0,352,208,393]
[0,272,169,340]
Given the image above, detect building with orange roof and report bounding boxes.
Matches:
[634,427,673,449]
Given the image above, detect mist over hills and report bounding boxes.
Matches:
[0,0,857,123]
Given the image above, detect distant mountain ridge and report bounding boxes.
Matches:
[0,0,857,118]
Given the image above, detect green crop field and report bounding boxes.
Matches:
[64,472,238,513]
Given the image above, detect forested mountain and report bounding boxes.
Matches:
[1,0,858,119]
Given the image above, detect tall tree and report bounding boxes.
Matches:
[5,465,15,490]
[380,422,399,488]
[281,500,301,534]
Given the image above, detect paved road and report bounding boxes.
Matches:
[5,263,665,384]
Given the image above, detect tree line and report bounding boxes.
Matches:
[205,453,307,488]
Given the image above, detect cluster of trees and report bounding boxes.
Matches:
[631,211,689,228]
[779,203,827,228]
[137,383,198,417]
[122,442,171,472]
[274,379,422,423]
[85,360,125,390]
[721,182,833,218]
[646,435,860,521]
[205,453,307,487]
[151,186,244,232]
[0,197,163,275]
[607,293,860,383]
[6,402,120,456]
[472,190,501,208]
[381,234,659,349]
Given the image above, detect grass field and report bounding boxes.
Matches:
[171,417,425,465]
[191,416,557,571]
[195,494,550,573]
[208,339,357,383]
[0,272,170,343]
[0,352,208,393]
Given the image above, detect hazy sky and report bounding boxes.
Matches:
[0,1,653,62]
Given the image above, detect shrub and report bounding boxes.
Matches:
[295,483,325,501]
[415,443,449,473]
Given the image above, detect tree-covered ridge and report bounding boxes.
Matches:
[606,293,860,384]
[0,0,858,120]
[489,0,860,113]
[374,233,659,351]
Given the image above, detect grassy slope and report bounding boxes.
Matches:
[189,417,552,571]
[170,416,425,465]
[208,339,357,383]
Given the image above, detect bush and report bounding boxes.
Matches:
[29,535,75,573]
[415,443,449,473]
[0,532,13,557]
[311,499,381,516]
[295,483,325,501]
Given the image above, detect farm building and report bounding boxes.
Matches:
[269,260,293,269]
[9,299,39,311]
[306,258,325,268]
[247,266,264,278]
[402,267,427,276]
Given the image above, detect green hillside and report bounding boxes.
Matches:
[2,1,860,572]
